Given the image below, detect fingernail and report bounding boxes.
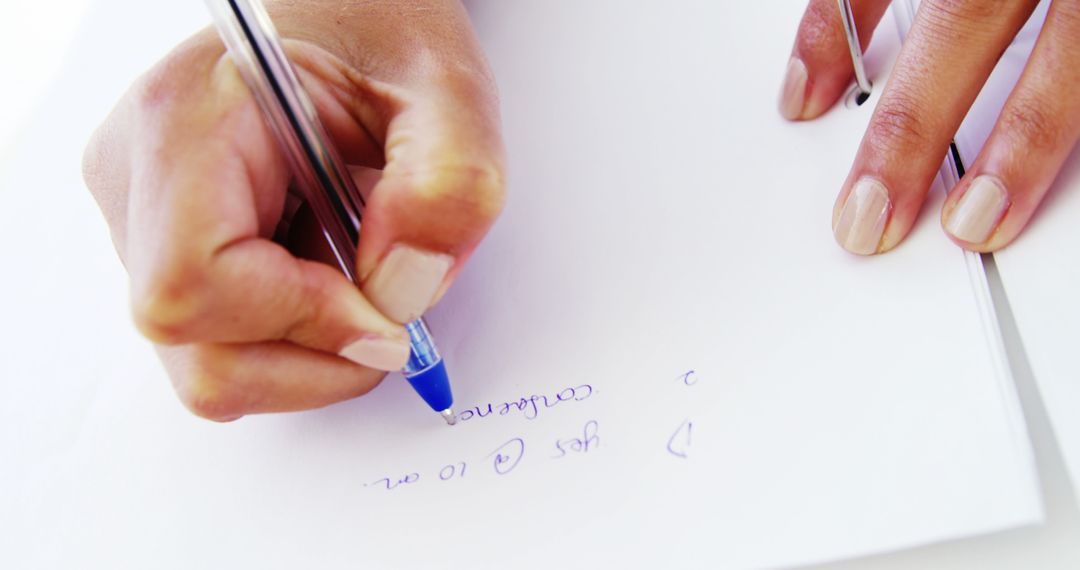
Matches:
[834,178,891,255]
[430,280,452,308]
[779,57,808,120]
[362,245,453,323]
[944,175,1009,244]
[339,334,411,371]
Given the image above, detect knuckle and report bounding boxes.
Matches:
[998,96,1066,153]
[80,121,129,240]
[441,59,499,100]
[131,261,208,345]
[81,125,109,193]
[174,348,244,421]
[132,56,192,122]
[405,163,507,224]
[132,35,214,115]
[128,33,234,138]
[866,95,933,155]
[133,67,175,116]
[921,0,1005,32]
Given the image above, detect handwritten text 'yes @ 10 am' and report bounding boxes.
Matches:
[366,420,601,491]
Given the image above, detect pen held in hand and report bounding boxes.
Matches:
[204,0,456,425]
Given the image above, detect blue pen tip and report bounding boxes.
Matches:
[405,360,454,416]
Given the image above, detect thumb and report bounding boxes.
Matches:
[357,77,507,324]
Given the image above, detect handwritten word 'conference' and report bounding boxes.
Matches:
[454,384,594,422]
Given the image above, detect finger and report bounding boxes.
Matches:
[357,85,507,324]
[779,0,892,121]
[941,0,1080,251]
[312,2,505,324]
[276,36,505,325]
[115,42,409,371]
[831,0,1039,255]
[251,10,506,325]
[158,342,386,422]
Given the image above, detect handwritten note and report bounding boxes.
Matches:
[362,372,699,493]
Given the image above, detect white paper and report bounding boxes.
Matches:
[996,150,1080,512]
[961,3,1080,513]
[1,1,1042,569]
[935,0,1080,507]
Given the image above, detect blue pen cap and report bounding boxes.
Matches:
[402,319,453,412]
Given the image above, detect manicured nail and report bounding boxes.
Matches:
[430,280,452,308]
[779,57,808,120]
[944,175,1009,244]
[834,178,891,255]
[339,334,411,371]
[362,245,453,323]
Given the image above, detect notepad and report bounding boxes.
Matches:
[0,1,1044,569]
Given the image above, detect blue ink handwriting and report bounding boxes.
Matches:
[554,420,600,458]
[439,462,467,481]
[489,437,526,475]
[677,370,697,386]
[666,419,693,459]
[365,472,421,490]
[456,384,594,423]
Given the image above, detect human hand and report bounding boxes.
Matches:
[779,0,1080,254]
[82,0,505,421]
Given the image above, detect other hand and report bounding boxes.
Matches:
[780,0,1080,254]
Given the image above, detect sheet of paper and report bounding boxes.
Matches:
[996,148,1080,510]
[1,1,1042,569]
[954,3,1080,513]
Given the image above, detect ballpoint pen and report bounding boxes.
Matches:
[836,0,872,105]
[204,0,456,425]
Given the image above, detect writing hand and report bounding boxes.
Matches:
[780,0,1080,254]
[82,0,505,421]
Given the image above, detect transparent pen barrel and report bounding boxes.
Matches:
[403,319,441,377]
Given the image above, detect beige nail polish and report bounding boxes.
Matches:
[834,178,891,255]
[944,176,1009,244]
[779,57,808,120]
[362,245,453,323]
[339,335,411,371]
